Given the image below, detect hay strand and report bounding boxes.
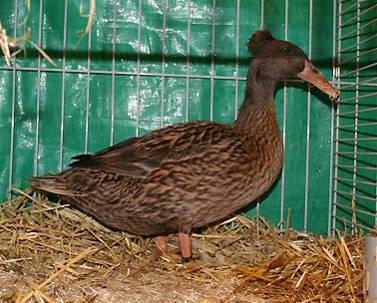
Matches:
[77,0,96,37]
[0,21,11,66]
[18,247,96,303]
[1,0,96,66]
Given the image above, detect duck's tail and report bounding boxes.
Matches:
[30,175,79,197]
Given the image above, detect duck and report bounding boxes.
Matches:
[30,30,339,262]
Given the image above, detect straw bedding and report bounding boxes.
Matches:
[0,191,365,302]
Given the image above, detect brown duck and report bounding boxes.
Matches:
[30,30,339,262]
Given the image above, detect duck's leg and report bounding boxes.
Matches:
[154,234,193,262]
[178,232,192,262]
[154,236,182,260]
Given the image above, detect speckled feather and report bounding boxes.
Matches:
[30,107,283,236]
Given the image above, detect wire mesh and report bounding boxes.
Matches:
[333,0,377,233]
[0,0,338,234]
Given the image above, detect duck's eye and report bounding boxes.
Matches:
[283,46,289,53]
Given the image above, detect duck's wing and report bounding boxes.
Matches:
[69,136,157,178]
[69,121,237,178]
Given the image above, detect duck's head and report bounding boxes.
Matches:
[248,30,339,103]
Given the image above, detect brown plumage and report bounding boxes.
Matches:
[30,30,339,261]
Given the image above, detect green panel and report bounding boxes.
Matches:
[40,1,65,68]
[306,0,334,234]
[0,1,338,235]
[139,1,164,74]
[188,79,211,121]
[165,0,189,74]
[138,76,164,135]
[12,71,38,190]
[115,1,139,73]
[213,0,237,77]
[37,73,63,175]
[187,2,212,76]
[61,73,88,162]
[283,0,311,232]
[0,71,13,199]
[64,1,92,71]
[164,78,187,125]
[87,74,113,152]
[213,80,235,123]
[114,75,138,141]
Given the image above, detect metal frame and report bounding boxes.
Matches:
[281,0,289,229]
[304,0,313,232]
[8,0,19,199]
[332,0,377,233]
[3,0,376,235]
[0,0,324,232]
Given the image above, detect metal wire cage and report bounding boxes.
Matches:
[0,0,375,235]
[333,0,377,234]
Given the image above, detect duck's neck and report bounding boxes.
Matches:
[235,76,279,134]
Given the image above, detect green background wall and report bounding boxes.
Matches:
[0,0,335,234]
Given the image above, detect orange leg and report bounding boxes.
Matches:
[178,232,192,262]
[154,236,182,261]
[154,233,193,263]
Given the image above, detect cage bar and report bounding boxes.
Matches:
[336,203,377,219]
[256,0,266,221]
[336,177,376,187]
[281,0,289,226]
[340,47,377,66]
[337,137,377,143]
[85,2,93,152]
[135,0,142,137]
[209,0,216,122]
[58,0,69,171]
[336,190,377,203]
[339,3,377,28]
[338,1,358,16]
[328,0,337,236]
[185,0,191,122]
[234,0,240,120]
[160,0,167,127]
[8,0,19,198]
[339,18,377,41]
[339,77,377,88]
[337,107,377,116]
[33,0,44,177]
[110,3,118,145]
[332,0,343,235]
[0,65,249,81]
[340,91,377,103]
[352,0,361,236]
[340,32,377,54]
[337,122,377,130]
[337,164,377,172]
[303,0,313,232]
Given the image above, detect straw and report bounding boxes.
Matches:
[0,192,366,302]
[1,0,96,66]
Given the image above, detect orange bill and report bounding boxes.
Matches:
[298,59,340,103]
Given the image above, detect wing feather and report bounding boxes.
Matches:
[69,121,237,178]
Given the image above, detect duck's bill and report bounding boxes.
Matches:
[297,59,339,104]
